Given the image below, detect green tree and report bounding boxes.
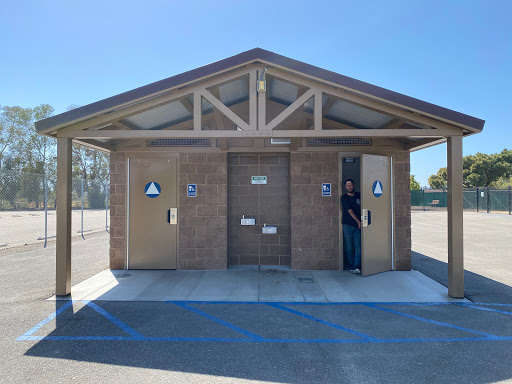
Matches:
[464,152,509,187]
[428,149,512,189]
[410,175,421,190]
[428,167,447,189]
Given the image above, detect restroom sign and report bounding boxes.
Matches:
[145,182,161,198]
[187,184,197,197]
[373,180,383,198]
[251,176,267,184]
[322,183,331,196]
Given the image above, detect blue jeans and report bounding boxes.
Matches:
[343,224,361,269]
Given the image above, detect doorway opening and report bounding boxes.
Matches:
[340,156,361,271]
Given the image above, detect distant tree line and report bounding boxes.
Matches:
[428,150,512,189]
[0,105,110,209]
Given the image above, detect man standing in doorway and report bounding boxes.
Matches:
[341,179,361,274]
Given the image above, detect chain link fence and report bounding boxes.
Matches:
[412,187,512,214]
[0,170,109,250]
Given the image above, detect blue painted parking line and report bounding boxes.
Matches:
[82,301,145,339]
[17,301,75,341]
[17,301,512,344]
[171,301,266,341]
[266,303,378,341]
[461,304,512,316]
[366,303,500,339]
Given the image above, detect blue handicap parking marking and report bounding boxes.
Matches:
[17,301,512,344]
[372,180,383,197]
[145,181,161,198]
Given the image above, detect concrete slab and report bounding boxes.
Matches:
[49,268,467,303]
[259,269,304,302]
[293,271,328,302]
[311,270,468,302]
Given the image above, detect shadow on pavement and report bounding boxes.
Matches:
[412,251,512,304]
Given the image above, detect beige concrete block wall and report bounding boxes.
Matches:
[392,150,411,270]
[178,152,228,269]
[290,152,340,270]
[109,152,127,269]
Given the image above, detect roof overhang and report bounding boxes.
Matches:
[35,48,484,153]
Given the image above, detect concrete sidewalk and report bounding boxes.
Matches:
[49,267,466,303]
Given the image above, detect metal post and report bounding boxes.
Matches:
[423,189,425,212]
[508,185,511,215]
[476,187,479,213]
[81,178,85,240]
[487,186,490,213]
[447,136,464,298]
[105,183,109,233]
[44,174,48,248]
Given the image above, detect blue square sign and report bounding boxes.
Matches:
[322,183,331,196]
[187,184,197,197]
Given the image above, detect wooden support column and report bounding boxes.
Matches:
[447,135,464,298]
[56,138,72,296]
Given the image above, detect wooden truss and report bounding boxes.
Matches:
[54,64,467,152]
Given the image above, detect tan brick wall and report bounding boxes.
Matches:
[109,150,410,272]
[290,152,340,270]
[178,152,228,269]
[109,152,127,269]
[393,150,411,270]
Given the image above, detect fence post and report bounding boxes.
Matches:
[423,189,425,212]
[44,174,48,248]
[476,187,479,212]
[81,178,85,240]
[487,186,490,213]
[105,183,109,233]
[509,185,511,215]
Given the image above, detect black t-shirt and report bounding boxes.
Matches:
[341,192,361,227]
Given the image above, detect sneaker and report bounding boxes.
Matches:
[349,268,356,273]
[353,268,361,274]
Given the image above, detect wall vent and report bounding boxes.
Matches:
[147,139,211,147]
[307,138,372,146]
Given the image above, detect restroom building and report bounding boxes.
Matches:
[35,48,484,298]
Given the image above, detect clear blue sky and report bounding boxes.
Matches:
[1,0,510,186]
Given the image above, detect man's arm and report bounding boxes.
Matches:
[348,209,361,229]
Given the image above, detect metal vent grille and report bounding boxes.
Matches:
[307,138,372,146]
[147,139,211,147]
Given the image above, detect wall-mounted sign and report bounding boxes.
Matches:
[373,180,383,198]
[145,182,161,198]
[187,184,197,197]
[322,183,331,196]
[251,176,267,185]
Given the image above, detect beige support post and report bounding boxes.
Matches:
[447,135,464,298]
[193,91,201,131]
[314,90,322,130]
[56,138,72,296]
[249,70,257,130]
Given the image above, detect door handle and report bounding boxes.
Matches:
[168,208,177,225]
[362,209,371,227]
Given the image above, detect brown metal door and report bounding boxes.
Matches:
[129,158,177,269]
[361,154,392,276]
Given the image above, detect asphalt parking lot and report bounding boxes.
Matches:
[1,211,512,383]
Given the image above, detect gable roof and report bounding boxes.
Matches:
[35,48,485,133]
